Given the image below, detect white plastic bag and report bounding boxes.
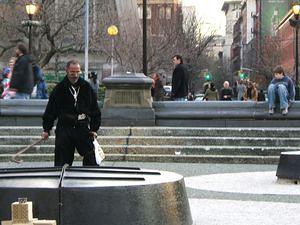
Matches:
[93,139,105,165]
[31,85,37,98]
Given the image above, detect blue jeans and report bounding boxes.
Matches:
[173,97,186,101]
[268,84,289,109]
[14,92,31,99]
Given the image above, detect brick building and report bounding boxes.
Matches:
[136,0,182,37]
[277,11,295,76]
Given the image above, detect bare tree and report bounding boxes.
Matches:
[243,35,281,88]
[0,0,217,78]
[0,0,85,67]
[92,6,217,79]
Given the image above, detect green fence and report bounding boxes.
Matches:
[44,72,65,83]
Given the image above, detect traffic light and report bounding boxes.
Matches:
[239,70,247,79]
[204,72,212,81]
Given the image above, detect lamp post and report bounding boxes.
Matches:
[107,25,118,76]
[143,0,147,76]
[290,3,300,100]
[25,1,37,53]
[84,0,89,80]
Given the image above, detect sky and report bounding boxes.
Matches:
[182,0,226,35]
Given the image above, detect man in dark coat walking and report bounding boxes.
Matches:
[10,43,34,99]
[41,59,101,166]
[171,55,188,101]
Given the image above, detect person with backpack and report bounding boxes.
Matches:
[203,82,219,101]
[32,63,48,99]
[88,71,99,99]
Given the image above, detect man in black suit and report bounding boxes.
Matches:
[171,55,188,101]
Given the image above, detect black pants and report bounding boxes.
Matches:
[54,123,97,167]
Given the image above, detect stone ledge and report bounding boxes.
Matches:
[0,99,47,116]
[1,100,300,127]
[153,101,300,119]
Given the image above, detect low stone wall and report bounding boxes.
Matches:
[0,99,47,126]
[153,101,300,127]
[1,99,300,127]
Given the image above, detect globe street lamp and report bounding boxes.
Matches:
[25,1,37,53]
[107,25,118,76]
[290,3,300,100]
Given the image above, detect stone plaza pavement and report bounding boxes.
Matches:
[1,161,300,225]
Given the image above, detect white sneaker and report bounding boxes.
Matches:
[282,108,288,116]
[269,108,274,115]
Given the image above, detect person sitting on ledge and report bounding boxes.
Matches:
[268,65,295,116]
[220,81,233,101]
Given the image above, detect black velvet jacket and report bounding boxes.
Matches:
[42,76,101,132]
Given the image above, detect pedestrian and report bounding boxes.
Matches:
[236,79,246,101]
[41,59,101,166]
[220,81,233,101]
[268,65,295,115]
[151,73,164,101]
[30,63,48,99]
[203,81,210,94]
[203,82,219,101]
[257,89,266,101]
[171,55,188,101]
[1,57,16,99]
[88,71,99,98]
[187,92,194,101]
[9,43,34,99]
[243,81,258,101]
[1,68,11,99]
[36,76,49,99]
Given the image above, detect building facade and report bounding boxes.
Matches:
[277,10,294,76]
[225,0,293,87]
[136,0,182,37]
[222,0,242,60]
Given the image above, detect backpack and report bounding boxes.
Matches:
[32,64,43,85]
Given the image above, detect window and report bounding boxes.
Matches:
[232,3,238,10]
[147,6,151,19]
[138,6,143,19]
[166,7,171,19]
[138,6,151,19]
[159,7,165,19]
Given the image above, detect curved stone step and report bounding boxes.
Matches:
[121,127,300,138]
[1,135,300,147]
[0,145,297,157]
[0,153,279,164]
[99,145,299,156]
[0,144,296,157]
[98,136,300,147]
[2,126,300,138]
[0,145,54,154]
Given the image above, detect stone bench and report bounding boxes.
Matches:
[1,99,300,127]
[0,99,47,126]
[153,101,300,127]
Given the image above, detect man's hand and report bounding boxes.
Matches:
[89,131,98,139]
[41,131,49,140]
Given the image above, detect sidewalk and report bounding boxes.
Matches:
[1,161,299,225]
